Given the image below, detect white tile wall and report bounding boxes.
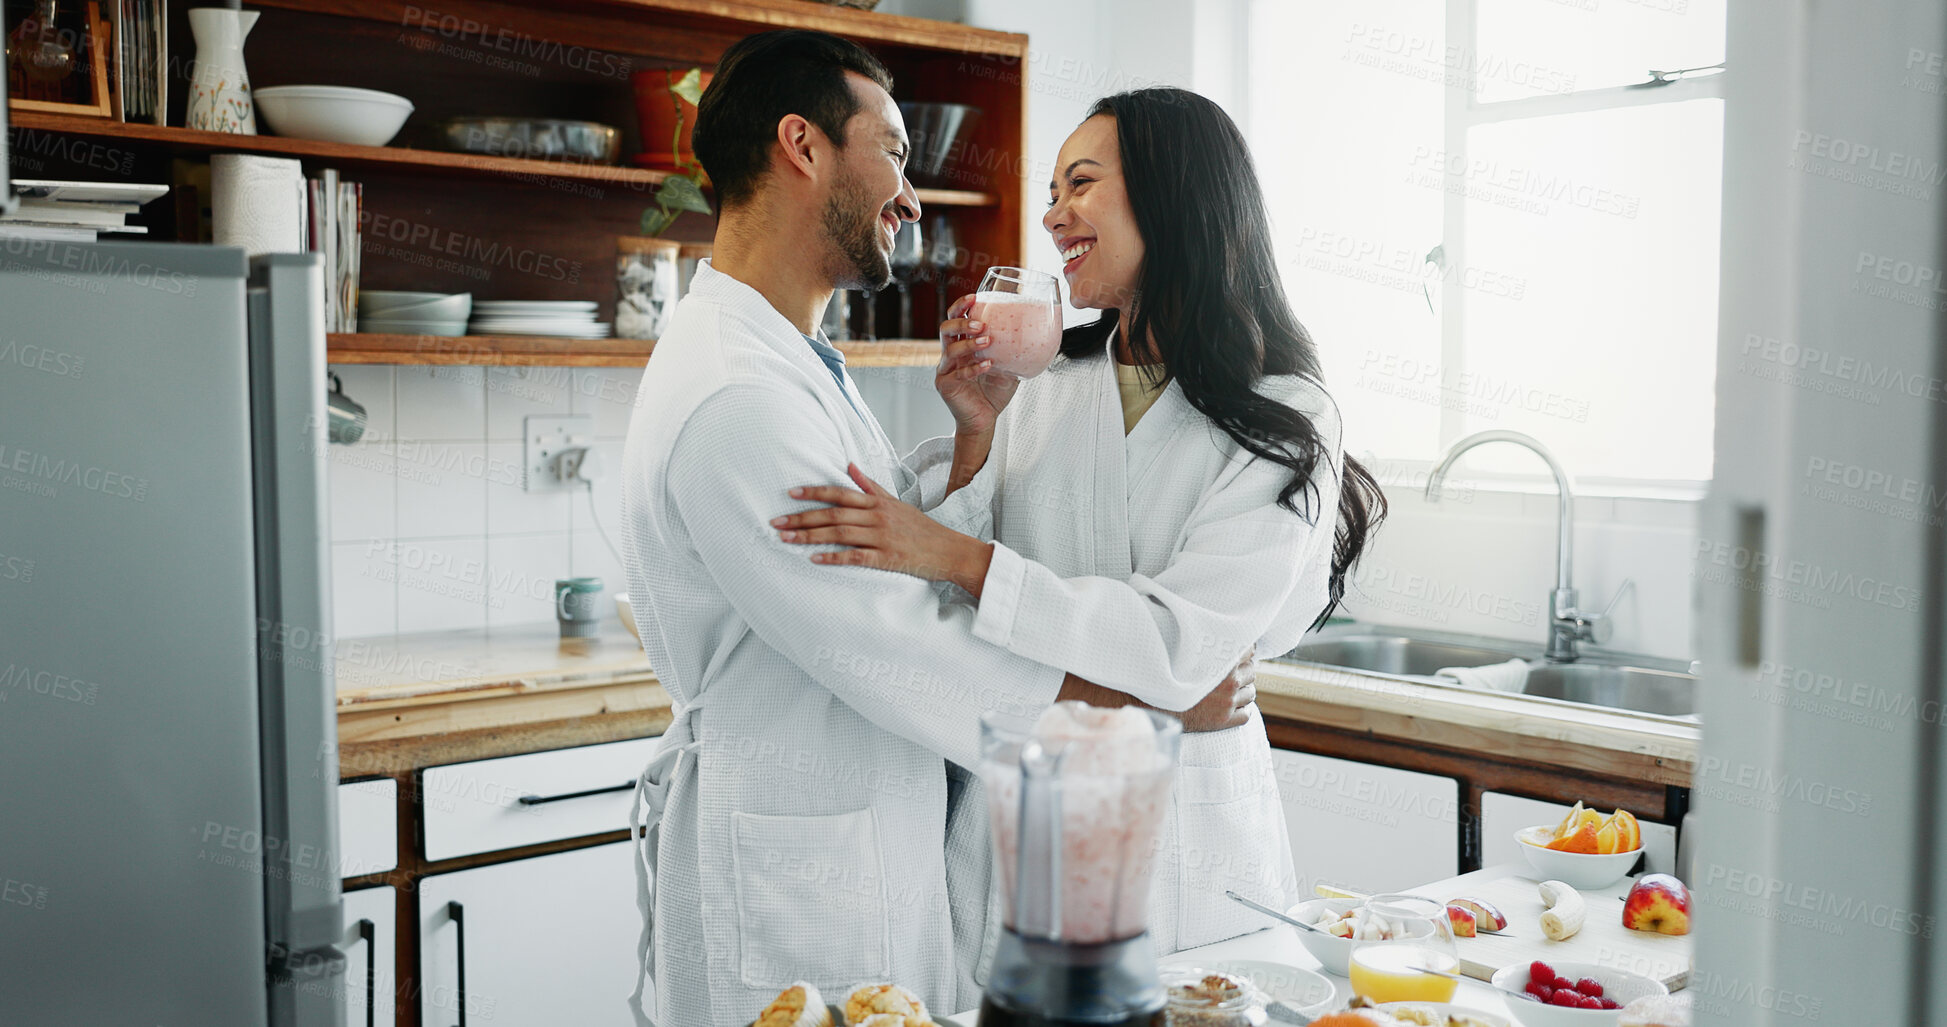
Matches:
[324,365,646,640]
[326,366,1702,661]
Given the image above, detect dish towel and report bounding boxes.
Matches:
[1435,658,1531,693]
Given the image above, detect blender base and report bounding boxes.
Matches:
[978,930,1167,1027]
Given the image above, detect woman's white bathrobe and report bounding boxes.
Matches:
[936,343,1343,996]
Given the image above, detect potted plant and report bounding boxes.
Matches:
[617,68,712,340]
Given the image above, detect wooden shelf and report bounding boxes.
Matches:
[327,332,939,367]
[6,111,999,206]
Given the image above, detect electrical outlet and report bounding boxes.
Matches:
[523,415,594,492]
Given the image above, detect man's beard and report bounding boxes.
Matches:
[823,169,893,291]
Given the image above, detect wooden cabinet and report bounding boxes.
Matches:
[417,841,643,1027]
[342,885,398,1027]
[12,0,1030,368]
[1268,749,1462,895]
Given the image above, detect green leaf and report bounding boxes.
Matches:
[658,175,714,215]
[669,67,704,107]
[639,208,676,237]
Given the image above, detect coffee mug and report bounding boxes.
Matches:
[555,577,604,638]
[327,372,367,445]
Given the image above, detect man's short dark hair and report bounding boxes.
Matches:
[692,30,896,207]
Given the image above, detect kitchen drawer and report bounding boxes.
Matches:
[421,737,661,861]
[1270,749,1462,895]
[1479,791,1679,876]
[336,778,397,878]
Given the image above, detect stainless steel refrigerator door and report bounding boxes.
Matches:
[247,253,347,1027]
[0,242,271,1023]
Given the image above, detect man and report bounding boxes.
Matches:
[619,30,1252,1026]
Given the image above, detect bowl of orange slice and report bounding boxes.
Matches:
[1516,803,1644,889]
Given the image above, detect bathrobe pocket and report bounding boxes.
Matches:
[731,807,892,988]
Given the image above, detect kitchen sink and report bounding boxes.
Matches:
[1276,625,1699,720]
[1282,634,1531,677]
[1520,664,1696,717]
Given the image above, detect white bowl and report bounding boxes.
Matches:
[256,85,414,146]
[361,290,451,310]
[1515,826,1643,890]
[359,293,472,321]
[1161,958,1336,1021]
[1490,961,1667,1027]
[1378,1002,1511,1027]
[1285,897,1361,975]
[616,593,641,641]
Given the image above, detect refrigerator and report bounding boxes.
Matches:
[0,241,346,1025]
[1697,0,1947,1022]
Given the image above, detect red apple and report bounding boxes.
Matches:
[1449,897,1508,932]
[1446,903,1478,938]
[1623,873,1692,935]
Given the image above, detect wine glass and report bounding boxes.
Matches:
[968,266,1062,379]
[927,213,959,327]
[890,219,925,339]
[1345,895,1459,1004]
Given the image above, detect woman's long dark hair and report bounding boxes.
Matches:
[1060,88,1385,621]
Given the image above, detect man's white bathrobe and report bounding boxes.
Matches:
[937,342,1342,992]
[619,262,1064,1026]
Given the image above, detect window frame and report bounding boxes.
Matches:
[1429,0,1728,493]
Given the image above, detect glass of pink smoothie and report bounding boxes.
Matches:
[969,266,1063,379]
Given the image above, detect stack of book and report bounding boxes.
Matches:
[307,170,363,333]
[0,179,169,242]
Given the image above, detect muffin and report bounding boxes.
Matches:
[754,982,833,1027]
[843,983,930,1025]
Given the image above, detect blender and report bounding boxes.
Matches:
[977,703,1182,1027]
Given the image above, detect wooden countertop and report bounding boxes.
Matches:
[330,625,1698,784]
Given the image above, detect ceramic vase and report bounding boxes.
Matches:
[186,8,258,134]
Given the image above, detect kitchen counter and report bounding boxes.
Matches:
[329,625,1697,785]
[949,863,1686,1025]
[332,621,667,777]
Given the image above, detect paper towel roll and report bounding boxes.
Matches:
[211,154,306,257]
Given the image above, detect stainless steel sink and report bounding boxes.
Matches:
[1282,634,1531,677]
[1520,663,1696,717]
[1276,625,1699,720]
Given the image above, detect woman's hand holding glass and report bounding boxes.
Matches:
[935,293,1020,438]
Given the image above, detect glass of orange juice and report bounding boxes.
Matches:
[1346,895,1460,1003]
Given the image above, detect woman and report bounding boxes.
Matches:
[772,88,1387,958]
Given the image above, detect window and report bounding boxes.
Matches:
[1247,0,1725,487]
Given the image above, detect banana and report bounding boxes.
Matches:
[1538,879,1586,941]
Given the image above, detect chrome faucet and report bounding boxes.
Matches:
[1423,430,1620,662]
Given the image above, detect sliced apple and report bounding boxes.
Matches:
[1446,903,1478,938]
[1447,897,1508,932]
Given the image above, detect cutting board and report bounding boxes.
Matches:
[1422,872,1692,990]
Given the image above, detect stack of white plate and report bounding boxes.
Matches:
[360,291,472,336]
[469,300,610,338]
